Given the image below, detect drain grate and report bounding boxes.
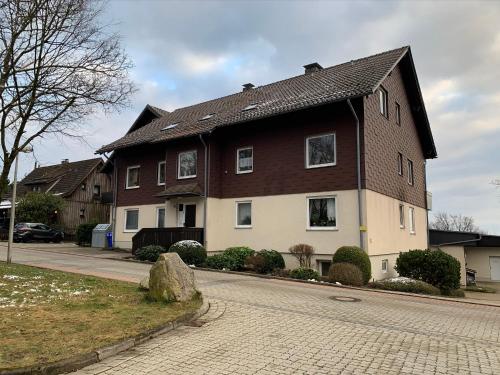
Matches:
[329,296,361,302]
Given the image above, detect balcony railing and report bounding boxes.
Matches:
[131,227,204,254]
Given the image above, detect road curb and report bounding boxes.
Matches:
[0,299,210,375]
[192,267,500,308]
[104,258,500,308]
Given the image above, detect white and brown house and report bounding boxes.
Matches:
[98,46,437,280]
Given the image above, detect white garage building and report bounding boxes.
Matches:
[430,230,500,285]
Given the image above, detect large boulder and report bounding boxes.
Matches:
[148,253,199,302]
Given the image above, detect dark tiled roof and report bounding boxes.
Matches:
[97,47,417,153]
[19,158,103,197]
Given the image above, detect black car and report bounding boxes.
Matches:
[13,223,64,243]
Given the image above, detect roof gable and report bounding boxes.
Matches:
[97,46,436,159]
[20,158,103,197]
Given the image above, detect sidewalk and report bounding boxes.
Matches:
[0,241,131,260]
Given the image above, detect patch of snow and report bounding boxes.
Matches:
[171,240,203,249]
[386,277,418,284]
[3,275,22,280]
[307,279,318,282]
[335,282,342,285]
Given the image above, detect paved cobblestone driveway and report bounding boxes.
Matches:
[77,270,500,375]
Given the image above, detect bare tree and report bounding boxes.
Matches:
[289,243,315,268]
[430,212,484,233]
[0,0,135,198]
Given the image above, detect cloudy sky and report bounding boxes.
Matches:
[18,0,500,233]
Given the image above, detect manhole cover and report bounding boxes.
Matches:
[329,296,361,302]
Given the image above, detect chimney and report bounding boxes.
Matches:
[61,159,69,164]
[242,83,255,92]
[303,62,323,74]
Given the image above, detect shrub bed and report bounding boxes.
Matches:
[135,245,166,262]
[205,247,255,271]
[332,246,371,284]
[290,267,320,281]
[168,240,207,266]
[328,263,364,286]
[368,278,441,295]
[245,250,285,274]
[395,249,461,292]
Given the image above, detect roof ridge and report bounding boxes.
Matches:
[165,46,409,114]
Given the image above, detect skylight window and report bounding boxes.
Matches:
[242,103,258,112]
[161,123,178,131]
[199,113,215,121]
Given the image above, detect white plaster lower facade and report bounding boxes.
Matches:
[113,188,429,281]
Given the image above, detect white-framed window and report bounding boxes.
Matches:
[156,207,166,228]
[397,152,403,176]
[382,259,389,273]
[379,87,388,117]
[399,204,405,228]
[235,201,252,228]
[157,161,166,185]
[178,150,197,179]
[124,209,139,232]
[409,207,415,234]
[126,165,140,189]
[236,147,253,174]
[306,133,336,168]
[307,196,337,230]
[395,102,401,125]
[407,159,414,185]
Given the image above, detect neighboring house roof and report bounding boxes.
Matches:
[97,46,437,158]
[429,229,500,247]
[19,158,103,198]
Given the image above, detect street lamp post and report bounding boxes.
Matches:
[7,146,33,264]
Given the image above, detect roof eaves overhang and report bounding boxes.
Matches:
[97,94,367,154]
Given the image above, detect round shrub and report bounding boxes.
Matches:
[395,249,461,292]
[168,240,207,266]
[332,246,371,284]
[244,253,267,273]
[259,249,285,271]
[245,250,285,274]
[135,245,166,262]
[222,246,255,271]
[205,253,239,270]
[290,267,320,281]
[328,262,364,286]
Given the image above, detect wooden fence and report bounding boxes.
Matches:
[132,227,204,254]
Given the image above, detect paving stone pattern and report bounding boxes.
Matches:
[75,271,500,375]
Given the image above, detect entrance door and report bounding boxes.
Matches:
[490,257,500,281]
[184,204,196,227]
[177,204,196,227]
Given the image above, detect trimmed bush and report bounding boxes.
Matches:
[245,254,267,273]
[135,245,166,262]
[260,249,285,271]
[395,249,461,292]
[221,246,255,271]
[168,240,207,266]
[75,222,98,246]
[328,263,364,286]
[368,279,441,295]
[245,250,285,274]
[290,267,320,281]
[332,246,371,284]
[289,244,314,268]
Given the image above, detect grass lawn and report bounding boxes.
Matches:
[0,262,201,370]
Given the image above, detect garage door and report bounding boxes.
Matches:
[490,257,500,281]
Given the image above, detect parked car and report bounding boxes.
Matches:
[13,223,64,243]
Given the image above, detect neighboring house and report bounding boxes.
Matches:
[98,46,437,280]
[17,158,111,235]
[430,230,500,284]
